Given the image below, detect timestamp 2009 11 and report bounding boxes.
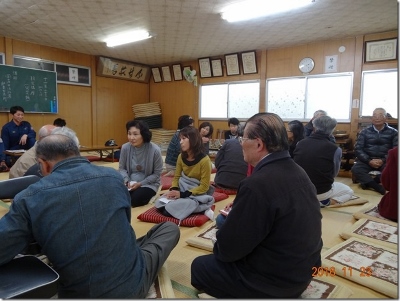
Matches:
[312,266,373,277]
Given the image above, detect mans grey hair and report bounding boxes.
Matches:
[51,126,80,147]
[373,107,387,117]
[313,110,328,118]
[312,115,337,135]
[36,134,80,161]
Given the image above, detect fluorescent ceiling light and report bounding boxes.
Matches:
[105,30,152,47]
[221,0,314,22]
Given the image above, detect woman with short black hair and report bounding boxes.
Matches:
[119,120,163,207]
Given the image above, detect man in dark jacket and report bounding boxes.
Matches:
[214,125,247,190]
[294,116,353,206]
[351,108,397,195]
[191,112,322,298]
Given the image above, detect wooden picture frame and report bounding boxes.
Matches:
[198,57,212,78]
[241,51,257,74]
[172,64,183,81]
[161,66,172,81]
[225,53,240,76]
[56,63,91,86]
[151,67,162,83]
[211,59,223,77]
[365,38,397,63]
[96,56,151,83]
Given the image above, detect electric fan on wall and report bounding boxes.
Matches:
[183,69,198,86]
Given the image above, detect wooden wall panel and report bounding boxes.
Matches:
[0,36,4,53]
[150,79,197,130]
[95,76,149,146]
[267,38,356,78]
[56,84,92,146]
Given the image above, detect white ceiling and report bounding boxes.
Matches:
[0,0,397,66]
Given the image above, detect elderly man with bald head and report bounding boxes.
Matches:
[8,124,55,178]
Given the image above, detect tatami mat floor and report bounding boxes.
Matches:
[0,154,393,299]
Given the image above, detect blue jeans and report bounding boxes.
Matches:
[216,214,226,229]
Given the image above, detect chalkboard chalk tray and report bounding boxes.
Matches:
[0,65,58,113]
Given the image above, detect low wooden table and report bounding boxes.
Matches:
[79,145,119,161]
[3,150,25,166]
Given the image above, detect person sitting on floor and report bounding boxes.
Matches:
[287,120,305,158]
[304,109,335,143]
[213,125,247,190]
[294,115,354,207]
[164,115,194,175]
[9,124,55,179]
[224,117,240,140]
[155,126,215,224]
[119,120,163,207]
[199,121,214,155]
[351,107,397,195]
[0,133,180,298]
[377,146,398,222]
[24,126,80,178]
[1,105,37,167]
[191,112,322,298]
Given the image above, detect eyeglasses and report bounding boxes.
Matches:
[238,137,252,144]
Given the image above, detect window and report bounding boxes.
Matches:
[360,69,397,118]
[200,81,260,119]
[266,73,353,121]
[13,55,55,71]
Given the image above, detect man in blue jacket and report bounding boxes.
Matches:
[351,107,397,195]
[0,133,180,298]
[1,105,36,167]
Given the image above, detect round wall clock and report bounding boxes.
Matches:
[298,57,315,74]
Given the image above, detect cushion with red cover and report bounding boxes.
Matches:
[137,205,215,227]
[160,175,173,190]
[210,182,237,195]
[84,155,101,162]
[212,191,229,202]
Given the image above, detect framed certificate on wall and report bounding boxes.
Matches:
[211,59,223,77]
[225,53,240,76]
[198,57,212,78]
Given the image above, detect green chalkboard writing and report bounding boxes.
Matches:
[0,65,58,113]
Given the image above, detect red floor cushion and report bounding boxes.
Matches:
[160,175,174,190]
[84,155,101,162]
[212,191,229,202]
[102,157,119,162]
[137,205,215,227]
[210,182,237,195]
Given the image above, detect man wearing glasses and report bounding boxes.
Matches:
[351,107,397,195]
[191,112,322,298]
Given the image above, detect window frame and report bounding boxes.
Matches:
[266,72,353,122]
[360,68,398,118]
[199,80,260,120]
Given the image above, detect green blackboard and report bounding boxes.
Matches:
[0,65,58,113]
